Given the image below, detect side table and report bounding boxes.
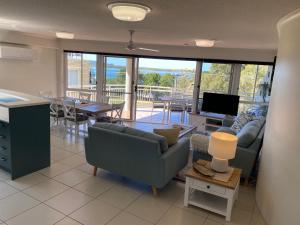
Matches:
[184,160,241,221]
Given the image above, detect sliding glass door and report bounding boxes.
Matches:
[135,58,197,123]
[64,51,274,124]
[103,56,134,120]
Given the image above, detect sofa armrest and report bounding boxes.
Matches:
[223,118,234,127]
[160,137,190,184]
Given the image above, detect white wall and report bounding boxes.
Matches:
[0,30,58,96]
[256,9,300,225]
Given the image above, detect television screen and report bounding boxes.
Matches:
[201,92,240,116]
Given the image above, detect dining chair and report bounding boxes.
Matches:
[79,92,92,103]
[96,102,125,124]
[168,99,187,123]
[62,100,89,134]
[50,98,64,125]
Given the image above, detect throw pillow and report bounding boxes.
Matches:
[237,120,262,147]
[231,112,253,133]
[153,127,181,146]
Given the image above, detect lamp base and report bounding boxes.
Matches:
[211,157,229,173]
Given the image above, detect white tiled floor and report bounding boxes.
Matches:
[0,126,267,225]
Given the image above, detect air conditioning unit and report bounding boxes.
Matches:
[0,45,34,61]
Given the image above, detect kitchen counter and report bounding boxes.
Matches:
[0,90,50,179]
[0,89,49,108]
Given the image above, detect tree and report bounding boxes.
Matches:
[199,64,231,95]
[176,75,193,91]
[160,74,174,87]
[143,73,161,86]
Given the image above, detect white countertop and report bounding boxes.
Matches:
[0,89,50,108]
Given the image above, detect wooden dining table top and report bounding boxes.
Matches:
[76,103,113,114]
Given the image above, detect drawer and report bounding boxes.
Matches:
[0,145,9,156]
[0,153,10,170]
[0,121,9,132]
[0,133,9,144]
[191,179,226,195]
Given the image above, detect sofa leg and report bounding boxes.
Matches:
[151,186,158,196]
[93,166,97,176]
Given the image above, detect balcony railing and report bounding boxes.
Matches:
[66,84,193,104]
[65,85,264,111]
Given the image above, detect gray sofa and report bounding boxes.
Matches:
[84,123,190,193]
[193,118,265,180]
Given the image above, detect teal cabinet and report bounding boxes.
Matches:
[0,104,50,179]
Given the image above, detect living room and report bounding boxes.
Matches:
[0,1,300,225]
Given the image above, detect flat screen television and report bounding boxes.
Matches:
[201,92,240,116]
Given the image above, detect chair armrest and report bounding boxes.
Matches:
[160,137,190,183]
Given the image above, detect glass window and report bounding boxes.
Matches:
[67,53,81,89]
[66,53,96,90]
[199,63,232,98]
[82,54,96,90]
[238,64,270,102]
[68,70,81,88]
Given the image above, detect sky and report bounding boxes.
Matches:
[81,53,211,71]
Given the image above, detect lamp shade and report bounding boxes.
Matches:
[208,132,238,160]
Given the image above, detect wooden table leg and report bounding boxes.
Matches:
[151,186,158,196]
[93,166,97,176]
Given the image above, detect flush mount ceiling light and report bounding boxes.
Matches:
[56,32,74,39]
[107,2,151,22]
[195,39,215,47]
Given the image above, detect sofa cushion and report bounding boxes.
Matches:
[237,120,263,147]
[93,122,126,133]
[153,127,181,146]
[216,127,237,135]
[124,127,169,153]
[231,112,253,133]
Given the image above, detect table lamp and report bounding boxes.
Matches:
[208,132,238,173]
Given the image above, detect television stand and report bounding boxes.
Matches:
[189,112,234,133]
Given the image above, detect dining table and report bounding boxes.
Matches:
[77,102,113,115]
[50,96,115,121]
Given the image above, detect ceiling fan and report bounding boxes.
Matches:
[126,30,159,52]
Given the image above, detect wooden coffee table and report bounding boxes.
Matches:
[184,160,241,221]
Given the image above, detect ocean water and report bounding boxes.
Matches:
[105,67,194,79]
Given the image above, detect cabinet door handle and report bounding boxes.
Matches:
[0,157,6,161]
[1,146,6,151]
[206,185,210,189]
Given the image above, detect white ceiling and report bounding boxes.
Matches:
[0,0,299,50]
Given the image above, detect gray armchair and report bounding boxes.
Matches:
[84,123,190,194]
[193,119,265,181]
